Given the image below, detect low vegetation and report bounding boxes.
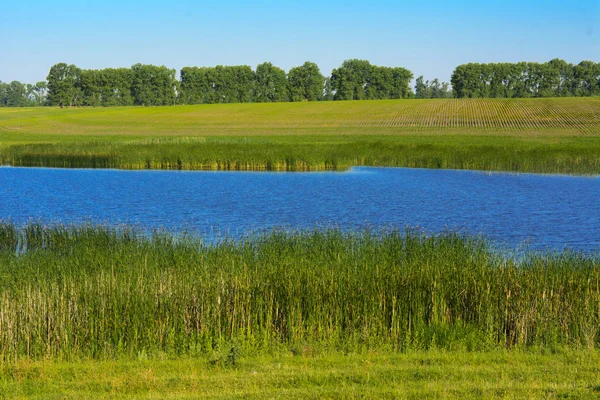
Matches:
[1,98,600,173]
[2,350,600,399]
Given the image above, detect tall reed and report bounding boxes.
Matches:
[0,223,598,360]
[3,137,600,174]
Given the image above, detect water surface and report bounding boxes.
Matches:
[1,166,598,251]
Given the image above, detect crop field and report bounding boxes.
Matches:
[1,98,600,173]
[1,98,600,136]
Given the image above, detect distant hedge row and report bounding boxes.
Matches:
[3,58,600,107]
[41,60,414,107]
[451,59,600,98]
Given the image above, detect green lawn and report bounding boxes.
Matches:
[1,98,600,173]
[2,350,599,399]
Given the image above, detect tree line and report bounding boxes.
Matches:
[4,58,599,107]
[451,59,600,98]
[0,81,47,107]
[44,63,179,107]
[1,60,415,107]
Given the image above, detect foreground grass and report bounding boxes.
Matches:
[1,98,600,173]
[1,224,599,361]
[2,350,600,399]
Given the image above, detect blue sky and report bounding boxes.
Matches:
[1,0,599,84]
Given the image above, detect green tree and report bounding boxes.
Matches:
[131,64,177,106]
[323,77,333,101]
[331,59,373,100]
[0,81,6,106]
[32,81,47,105]
[227,65,254,103]
[415,76,431,98]
[180,67,208,104]
[100,68,134,106]
[573,61,600,97]
[47,63,81,107]
[181,65,254,104]
[79,69,102,106]
[254,62,288,102]
[287,62,324,102]
[430,79,451,98]
[5,81,27,107]
[451,60,600,98]
[415,76,450,99]
[547,58,573,97]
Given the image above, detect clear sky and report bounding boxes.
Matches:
[1,0,599,84]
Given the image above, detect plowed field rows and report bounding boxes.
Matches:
[1,98,600,138]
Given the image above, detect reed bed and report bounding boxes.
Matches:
[3,135,600,174]
[0,223,598,360]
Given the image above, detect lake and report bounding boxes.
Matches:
[1,166,598,252]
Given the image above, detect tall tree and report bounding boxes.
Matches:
[415,76,431,99]
[5,81,27,107]
[254,62,288,102]
[79,69,102,106]
[0,81,6,106]
[287,62,324,102]
[331,59,372,100]
[332,60,413,100]
[131,64,177,106]
[451,59,600,98]
[415,76,451,99]
[323,77,333,101]
[32,81,47,105]
[573,61,600,97]
[99,68,134,106]
[47,63,81,107]
[181,65,254,104]
[547,58,573,97]
[180,67,209,104]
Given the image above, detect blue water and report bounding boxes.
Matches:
[1,166,599,251]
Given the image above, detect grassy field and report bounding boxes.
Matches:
[1,98,600,173]
[2,350,600,399]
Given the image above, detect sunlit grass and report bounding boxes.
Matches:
[1,98,600,173]
[2,350,600,399]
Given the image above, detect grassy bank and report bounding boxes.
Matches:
[0,223,599,360]
[1,98,600,173]
[2,350,600,399]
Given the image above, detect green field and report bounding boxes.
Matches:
[3,351,600,399]
[1,98,600,173]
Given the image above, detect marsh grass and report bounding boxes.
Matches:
[3,135,600,173]
[0,223,598,360]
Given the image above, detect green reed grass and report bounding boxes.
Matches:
[3,135,600,173]
[0,223,598,360]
